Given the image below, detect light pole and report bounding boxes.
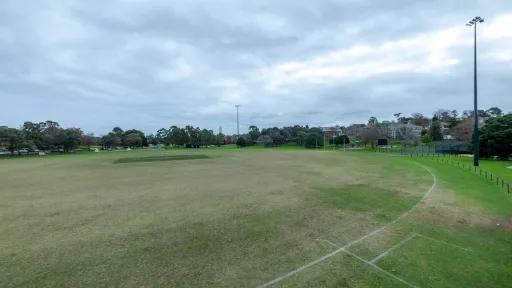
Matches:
[466,16,484,167]
[235,105,240,139]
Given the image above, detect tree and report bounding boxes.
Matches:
[451,118,473,142]
[101,132,121,148]
[399,126,420,145]
[112,127,123,137]
[368,116,378,126]
[122,129,147,147]
[248,125,260,143]
[147,134,159,145]
[199,129,215,146]
[215,133,225,146]
[22,121,44,149]
[486,107,503,118]
[156,128,169,145]
[0,127,24,155]
[410,113,430,127]
[296,131,308,146]
[304,133,323,148]
[333,135,350,145]
[480,114,512,159]
[41,121,64,150]
[81,133,100,149]
[61,128,83,152]
[185,126,200,145]
[236,136,247,147]
[123,132,143,147]
[429,120,443,141]
[169,126,189,145]
[361,126,383,148]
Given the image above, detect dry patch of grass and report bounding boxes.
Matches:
[113,154,210,163]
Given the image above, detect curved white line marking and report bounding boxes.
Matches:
[256,162,436,288]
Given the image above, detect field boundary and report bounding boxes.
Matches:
[256,162,437,288]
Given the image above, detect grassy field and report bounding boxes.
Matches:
[1,149,511,287]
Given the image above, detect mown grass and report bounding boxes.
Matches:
[315,184,421,222]
[1,149,511,287]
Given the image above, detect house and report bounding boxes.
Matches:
[320,126,344,142]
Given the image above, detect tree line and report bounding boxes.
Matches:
[1,106,510,158]
[0,122,226,155]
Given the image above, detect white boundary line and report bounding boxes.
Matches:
[370,234,416,264]
[315,238,417,287]
[256,162,436,288]
[342,248,418,288]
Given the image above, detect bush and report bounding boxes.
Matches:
[236,137,247,147]
[480,114,512,159]
[304,133,323,148]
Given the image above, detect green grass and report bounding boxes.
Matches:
[315,184,421,222]
[1,149,511,287]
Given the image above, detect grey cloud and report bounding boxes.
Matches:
[1,0,511,135]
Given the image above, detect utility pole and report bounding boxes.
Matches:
[466,17,484,167]
[235,105,240,139]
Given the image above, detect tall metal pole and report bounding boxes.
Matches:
[467,17,484,167]
[235,105,240,139]
[473,22,479,167]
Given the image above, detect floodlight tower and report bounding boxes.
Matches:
[466,16,484,167]
[235,105,241,139]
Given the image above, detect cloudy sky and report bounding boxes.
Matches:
[1,1,511,135]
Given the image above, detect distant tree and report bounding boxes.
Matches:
[361,126,382,148]
[156,128,169,145]
[248,125,260,143]
[304,133,323,148]
[121,130,147,147]
[236,136,247,147]
[112,127,123,137]
[447,110,459,129]
[147,134,159,145]
[486,107,503,118]
[123,133,143,147]
[256,134,274,147]
[215,133,225,146]
[368,116,378,126]
[296,131,308,146]
[61,128,83,152]
[169,126,189,145]
[410,113,430,127]
[333,135,350,145]
[480,114,512,159]
[22,122,44,149]
[185,126,200,145]
[39,121,64,149]
[451,118,473,142]
[81,133,99,149]
[399,126,420,145]
[101,133,121,149]
[428,120,443,141]
[122,130,146,147]
[199,129,215,146]
[0,127,24,154]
